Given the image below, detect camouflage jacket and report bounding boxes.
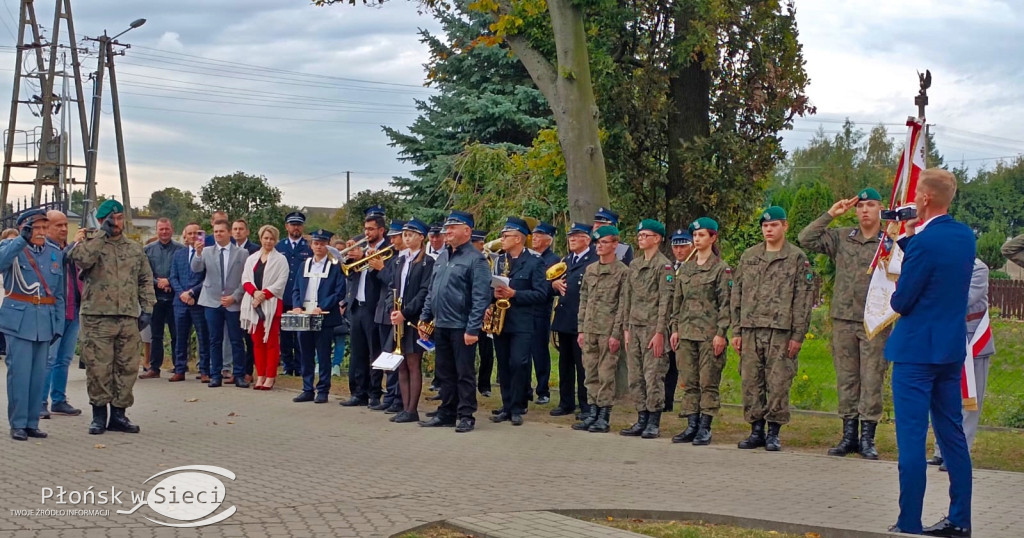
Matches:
[730,241,814,342]
[578,259,628,339]
[69,231,156,317]
[670,254,731,341]
[797,212,881,322]
[1003,234,1024,267]
[619,250,674,334]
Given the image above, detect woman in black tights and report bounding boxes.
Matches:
[388,219,435,423]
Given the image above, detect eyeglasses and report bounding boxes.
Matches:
[363,226,379,232]
[636,232,658,240]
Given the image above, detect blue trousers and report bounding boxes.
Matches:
[174,306,209,375]
[204,307,245,380]
[892,361,972,533]
[332,335,347,368]
[44,317,80,405]
[5,335,48,429]
[298,329,333,394]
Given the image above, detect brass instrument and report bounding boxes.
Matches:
[338,237,368,257]
[416,320,435,340]
[483,253,511,335]
[393,297,404,354]
[546,260,567,281]
[482,239,503,272]
[341,245,394,276]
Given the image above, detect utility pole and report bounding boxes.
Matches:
[82,18,145,230]
[1,0,89,213]
[346,170,351,204]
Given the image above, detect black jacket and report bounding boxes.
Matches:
[492,250,548,334]
[374,248,401,325]
[390,251,434,349]
[344,236,390,312]
[551,246,597,334]
[421,242,492,335]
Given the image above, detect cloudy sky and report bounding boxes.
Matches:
[2,0,1022,211]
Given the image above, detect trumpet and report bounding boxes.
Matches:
[341,245,394,276]
[546,260,567,281]
[338,237,368,257]
[393,297,404,355]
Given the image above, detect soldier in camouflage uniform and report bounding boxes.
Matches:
[1003,234,1024,267]
[68,200,156,435]
[730,206,814,451]
[798,187,889,459]
[573,225,628,434]
[669,217,731,446]
[618,219,673,439]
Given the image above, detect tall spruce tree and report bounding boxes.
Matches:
[384,5,552,223]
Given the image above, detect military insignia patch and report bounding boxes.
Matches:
[666,275,673,282]
[692,220,700,229]
[763,212,770,220]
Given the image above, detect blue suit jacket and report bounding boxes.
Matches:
[885,215,976,365]
[169,247,205,311]
[0,236,66,342]
[277,238,313,308]
[292,257,346,328]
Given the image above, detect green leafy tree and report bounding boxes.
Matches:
[977,229,1007,270]
[198,171,285,230]
[146,187,201,231]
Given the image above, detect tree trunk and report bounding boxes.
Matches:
[505,0,609,224]
[665,4,711,234]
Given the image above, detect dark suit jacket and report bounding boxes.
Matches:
[392,252,435,321]
[493,251,548,334]
[885,215,976,364]
[292,257,346,328]
[237,239,260,255]
[344,236,390,312]
[170,247,205,311]
[551,246,597,334]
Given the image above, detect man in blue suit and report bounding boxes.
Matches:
[886,168,973,537]
[276,211,312,376]
[0,209,65,441]
[168,223,210,382]
[290,229,345,404]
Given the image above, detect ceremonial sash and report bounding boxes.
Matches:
[961,310,991,411]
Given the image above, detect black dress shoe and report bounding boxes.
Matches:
[927,455,944,466]
[234,378,250,388]
[490,411,510,423]
[491,408,502,415]
[369,401,390,411]
[395,411,420,423]
[455,418,475,433]
[368,397,381,408]
[426,410,438,418]
[536,396,550,405]
[385,402,403,414]
[922,517,970,537]
[292,391,314,403]
[10,428,28,441]
[939,462,948,472]
[419,416,456,428]
[511,414,524,426]
[426,393,442,401]
[208,378,223,388]
[339,397,368,407]
[314,393,328,404]
[549,407,574,417]
[25,428,48,438]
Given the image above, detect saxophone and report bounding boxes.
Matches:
[484,253,511,335]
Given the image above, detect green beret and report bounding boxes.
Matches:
[637,219,666,237]
[591,225,620,240]
[857,187,882,202]
[760,205,787,224]
[688,217,719,233]
[96,199,125,219]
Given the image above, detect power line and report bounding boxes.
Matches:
[119,104,403,125]
[116,90,419,116]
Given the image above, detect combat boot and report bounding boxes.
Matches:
[692,414,714,445]
[737,419,766,449]
[827,419,859,456]
[859,420,879,460]
[619,411,648,436]
[765,421,782,451]
[89,405,107,435]
[588,406,611,433]
[641,411,661,439]
[106,406,140,434]
[572,404,597,431]
[672,413,700,443]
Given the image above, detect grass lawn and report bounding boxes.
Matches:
[591,517,810,538]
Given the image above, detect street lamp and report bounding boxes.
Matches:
[81,18,146,229]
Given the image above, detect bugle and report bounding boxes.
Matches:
[341,245,394,276]
[338,237,368,257]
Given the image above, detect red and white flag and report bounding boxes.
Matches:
[962,311,991,411]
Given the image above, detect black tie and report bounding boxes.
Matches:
[188,248,194,265]
[219,247,226,291]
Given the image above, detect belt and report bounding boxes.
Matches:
[7,293,57,305]
[966,311,985,322]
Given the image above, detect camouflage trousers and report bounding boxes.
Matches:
[677,338,726,416]
[832,319,889,422]
[625,325,669,412]
[740,328,796,425]
[581,333,619,407]
[81,315,141,408]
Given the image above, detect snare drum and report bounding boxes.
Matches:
[280,313,324,332]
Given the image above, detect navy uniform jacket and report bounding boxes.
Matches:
[885,215,976,365]
[292,256,346,329]
[492,251,548,334]
[551,246,597,334]
[0,236,66,342]
[237,239,260,256]
[276,237,313,308]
